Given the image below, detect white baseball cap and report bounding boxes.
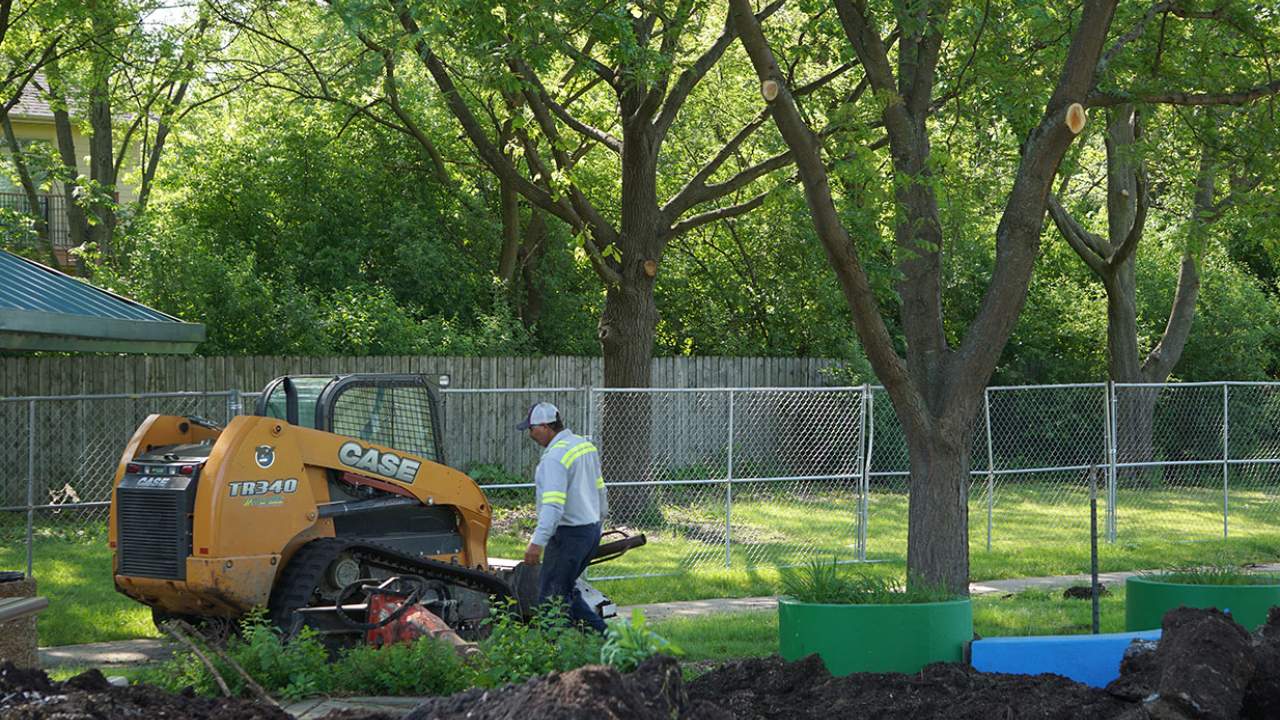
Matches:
[516,402,560,430]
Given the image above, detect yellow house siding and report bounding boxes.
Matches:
[7,116,140,203]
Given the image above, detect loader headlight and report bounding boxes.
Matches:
[437,374,451,389]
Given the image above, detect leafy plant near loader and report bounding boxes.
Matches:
[138,602,681,700]
[601,609,684,672]
[476,599,605,687]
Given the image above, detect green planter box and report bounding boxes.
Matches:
[778,596,973,675]
[1125,576,1280,631]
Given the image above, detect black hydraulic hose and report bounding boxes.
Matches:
[332,575,429,631]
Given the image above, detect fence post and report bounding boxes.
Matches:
[226,391,242,422]
[26,399,35,578]
[1105,382,1118,543]
[855,385,868,561]
[859,386,874,563]
[984,387,995,552]
[1222,383,1230,539]
[585,387,595,439]
[725,389,735,568]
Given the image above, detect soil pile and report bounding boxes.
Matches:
[687,655,1130,720]
[403,656,724,720]
[1107,606,1280,720]
[0,664,385,720]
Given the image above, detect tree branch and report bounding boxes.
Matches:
[665,191,768,239]
[730,0,913,398]
[1107,169,1146,267]
[513,59,621,154]
[1047,195,1109,276]
[1089,79,1280,107]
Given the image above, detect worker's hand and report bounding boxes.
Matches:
[524,543,543,565]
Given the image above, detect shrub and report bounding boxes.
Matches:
[476,599,604,687]
[600,609,682,672]
[229,610,331,700]
[334,637,476,696]
[138,609,330,700]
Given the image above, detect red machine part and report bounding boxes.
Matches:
[364,590,476,655]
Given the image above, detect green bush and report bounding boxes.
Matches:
[600,609,682,672]
[334,637,476,696]
[476,599,604,687]
[139,609,330,700]
[780,558,959,605]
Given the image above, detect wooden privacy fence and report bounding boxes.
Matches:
[0,355,840,398]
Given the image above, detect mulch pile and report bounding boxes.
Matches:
[7,606,1280,719]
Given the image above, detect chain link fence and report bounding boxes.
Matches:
[5,381,1280,623]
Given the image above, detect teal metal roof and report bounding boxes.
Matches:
[0,250,205,353]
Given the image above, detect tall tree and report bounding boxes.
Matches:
[732,0,1280,591]
[1048,105,1275,477]
[42,0,219,262]
[321,0,852,513]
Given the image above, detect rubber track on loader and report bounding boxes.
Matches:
[267,537,512,630]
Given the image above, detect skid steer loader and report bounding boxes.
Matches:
[108,374,643,646]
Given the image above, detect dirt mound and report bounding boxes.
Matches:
[0,662,383,720]
[402,656,727,720]
[687,655,1129,720]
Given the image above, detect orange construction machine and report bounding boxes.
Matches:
[108,374,642,645]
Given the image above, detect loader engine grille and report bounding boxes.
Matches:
[116,470,199,580]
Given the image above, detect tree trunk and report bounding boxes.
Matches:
[497,174,520,285]
[50,104,89,252]
[1114,385,1160,488]
[1099,109,1207,486]
[597,121,661,524]
[903,419,973,594]
[87,91,116,261]
[518,211,545,330]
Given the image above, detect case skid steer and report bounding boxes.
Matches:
[108,374,643,647]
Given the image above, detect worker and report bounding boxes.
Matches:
[518,401,609,633]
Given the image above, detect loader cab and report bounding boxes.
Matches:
[255,374,445,465]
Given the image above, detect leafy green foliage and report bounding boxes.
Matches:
[138,609,330,701]
[139,601,614,700]
[781,558,960,605]
[476,598,604,687]
[600,609,682,672]
[333,634,476,696]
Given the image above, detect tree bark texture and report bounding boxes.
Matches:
[905,418,973,593]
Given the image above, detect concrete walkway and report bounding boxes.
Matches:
[51,564,1270,669]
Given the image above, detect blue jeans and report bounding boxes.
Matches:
[537,522,606,633]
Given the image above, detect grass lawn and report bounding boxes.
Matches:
[5,479,1277,646]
